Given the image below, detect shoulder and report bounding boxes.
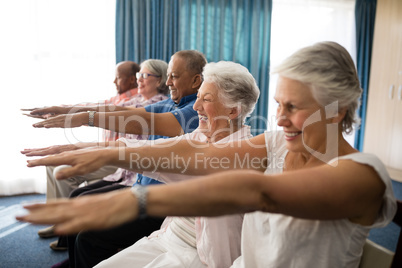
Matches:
[144,98,174,112]
[335,153,389,183]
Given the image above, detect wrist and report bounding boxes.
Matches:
[130,185,148,219]
[88,111,96,127]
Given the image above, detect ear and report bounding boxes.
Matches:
[131,75,138,88]
[191,74,203,90]
[331,108,347,124]
[228,106,241,120]
[156,77,163,88]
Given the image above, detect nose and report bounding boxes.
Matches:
[193,97,201,111]
[113,77,117,85]
[276,115,290,127]
[166,76,172,86]
[276,107,290,127]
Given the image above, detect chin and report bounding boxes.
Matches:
[198,125,210,132]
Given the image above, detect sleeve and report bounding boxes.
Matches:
[144,98,170,113]
[340,153,397,228]
[170,104,199,133]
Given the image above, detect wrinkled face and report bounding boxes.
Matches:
[193,82,232,136]
[166,55,198,103]
[114,67,135,94]
[137,66,161,99]
[274,76,329,154]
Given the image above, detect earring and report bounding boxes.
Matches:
[228,118,231,125]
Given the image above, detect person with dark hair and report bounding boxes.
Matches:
[22,60,141,240]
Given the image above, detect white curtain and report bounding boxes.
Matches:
[269,0,356,145]
[0,0,357,196]
[0,0,116,195]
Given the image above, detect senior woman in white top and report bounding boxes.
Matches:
[25,61,260,268]
[20,42,396,268]
[101,61,259,268]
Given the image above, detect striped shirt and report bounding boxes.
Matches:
[170,217,197,248]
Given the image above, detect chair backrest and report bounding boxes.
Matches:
[359,239,394,268]
[359,199,402,268]
[391,199,402,268]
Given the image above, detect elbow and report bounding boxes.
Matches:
[244,171,278,213]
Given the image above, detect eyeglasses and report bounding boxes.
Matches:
[136,72,161,79]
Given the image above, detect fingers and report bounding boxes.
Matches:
[32,115,74,128]
[22,151,45,157]
[16,201,69,225]
[21,108,44,112]
[32,121,55,128]
[32,120,62,128]
[16,201,81,235]
[21,147,50,156]
[27,155,68,168]
[22,113,47,119]
[28,108,51,115]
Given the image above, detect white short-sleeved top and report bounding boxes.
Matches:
[231,131,397,268]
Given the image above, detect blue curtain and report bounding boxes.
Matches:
[116,0,272,135]
[178,0,272,135]
[115,0,180,63]
[354,0,377,151]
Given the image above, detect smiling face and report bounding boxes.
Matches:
[274,76,332,155]
[166,55,200,104]
[137,66,161,100]
[193,82,233,139]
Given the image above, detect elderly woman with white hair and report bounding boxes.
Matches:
[93,61,260,268]
[20,42,396,268]
[23,61,260,268]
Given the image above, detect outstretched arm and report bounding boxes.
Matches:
[21,140,125,157]
[22,105,134,119]
[31,109,185,137]
[26,134,268,179]
[17,160,385,234]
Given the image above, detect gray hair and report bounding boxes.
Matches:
[202,61,260,124]
[173,50,207,75]
[141,59,169,95]
[272,41,362,134]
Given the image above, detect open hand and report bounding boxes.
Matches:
[22,106,71,117]
[21,144,80,157]
[32,112,88,128]
[16,189,138,234]
[26,147,115,180]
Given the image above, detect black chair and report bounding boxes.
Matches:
[391,199,402,268]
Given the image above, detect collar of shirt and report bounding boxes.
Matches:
[119,88,138,99]
[174,93,197,108]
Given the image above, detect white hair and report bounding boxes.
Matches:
[202,61,260,123]
[273,41,362,134]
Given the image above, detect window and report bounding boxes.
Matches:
[0,0,116,195]
[269,0,356,145]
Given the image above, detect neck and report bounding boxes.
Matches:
[119,88,138,96]
[297,131,357,167]
[206,124,242,143]
[141,91,157,100]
